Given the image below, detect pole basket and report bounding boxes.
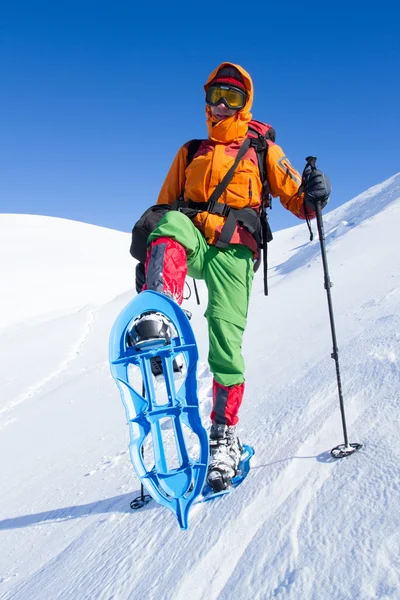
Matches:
[130,493,152,510]
[331,442,363,459]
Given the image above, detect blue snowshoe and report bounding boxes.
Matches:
[109,290,209,530]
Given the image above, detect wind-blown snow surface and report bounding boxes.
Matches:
[1,174,400,600]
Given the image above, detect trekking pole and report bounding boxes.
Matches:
[302,156,362,459]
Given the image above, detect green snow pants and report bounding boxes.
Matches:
[147,210,254,387]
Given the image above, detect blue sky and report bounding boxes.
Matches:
[1,1,399,234]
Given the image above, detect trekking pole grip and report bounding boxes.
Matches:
[305,155,317,171]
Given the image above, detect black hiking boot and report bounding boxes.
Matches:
[206,423,242,492]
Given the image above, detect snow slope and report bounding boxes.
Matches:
[1,174,400,600]
[0,214,134,329]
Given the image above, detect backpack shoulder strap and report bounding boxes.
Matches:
[186,139,203,167]
[247,125,276,201]
[177,139,204,202]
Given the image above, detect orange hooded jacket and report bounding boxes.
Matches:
[156,62,315,251]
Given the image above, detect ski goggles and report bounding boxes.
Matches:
[205,84,246,110]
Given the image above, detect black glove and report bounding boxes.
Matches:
[304,169,331,210]
[135,262,146,294]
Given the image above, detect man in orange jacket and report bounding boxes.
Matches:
[133,62,331,492]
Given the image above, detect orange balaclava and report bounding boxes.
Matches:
[204,62,254,144]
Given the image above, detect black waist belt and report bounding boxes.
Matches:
[173,199,263,249]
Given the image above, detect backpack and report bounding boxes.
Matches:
[185,120,276,203]
[130,121,275,291]
[175,121,274,274]
[129,203,173,264]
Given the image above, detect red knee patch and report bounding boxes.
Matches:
[144,237,187,305]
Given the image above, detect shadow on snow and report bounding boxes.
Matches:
[0,491,154,531]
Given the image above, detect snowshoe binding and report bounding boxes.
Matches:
[127,311,184,376]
